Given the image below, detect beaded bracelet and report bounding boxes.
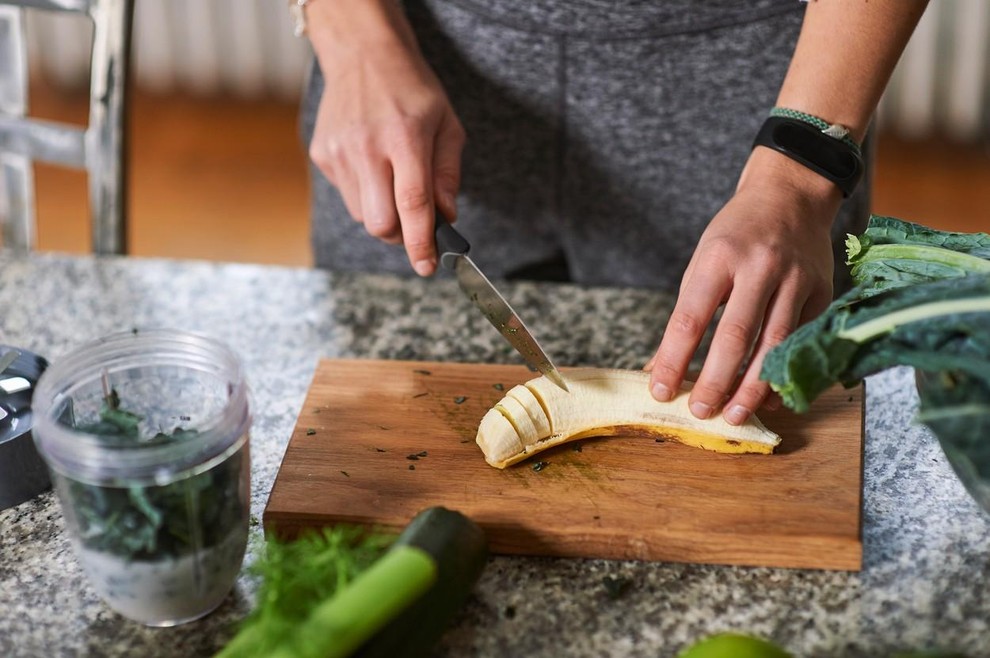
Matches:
[769,107,861,155]
[289,0,313,38]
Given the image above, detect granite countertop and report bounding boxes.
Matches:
[0,253,987,657]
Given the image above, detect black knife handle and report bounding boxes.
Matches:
[434,211,470,270]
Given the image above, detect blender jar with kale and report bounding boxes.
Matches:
[32,329,251,626]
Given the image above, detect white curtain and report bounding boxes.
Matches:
[22,0,990,140]
[25,0,311,99]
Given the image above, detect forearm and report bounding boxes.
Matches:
[739,0,929,218]
[777,0,929,142]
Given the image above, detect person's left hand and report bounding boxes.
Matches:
[645,147,844,425]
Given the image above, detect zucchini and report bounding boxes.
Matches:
[218,507,486,658]
[353,506,489,658]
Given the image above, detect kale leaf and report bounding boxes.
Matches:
[761,274,990,412]
[847,215,990,294]
[68,390,247,560]
[916,369,990,510]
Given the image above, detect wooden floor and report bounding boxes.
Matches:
[31,85,312,266]
[25,85,989,266]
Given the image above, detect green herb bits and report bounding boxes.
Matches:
[32,329,251,626]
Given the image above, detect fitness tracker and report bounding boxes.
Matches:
[753,115,864,198]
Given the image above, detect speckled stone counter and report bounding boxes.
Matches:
[1,253,987,658]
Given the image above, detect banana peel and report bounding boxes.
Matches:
[476,368,781,469]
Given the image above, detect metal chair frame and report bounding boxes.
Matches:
[0,0,132,254]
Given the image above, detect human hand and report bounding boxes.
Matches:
[646,148,844,425]
[306,0,465,276]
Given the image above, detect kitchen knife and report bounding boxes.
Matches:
[434,213,569,392]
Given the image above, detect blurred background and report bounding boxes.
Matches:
[13,0,990,267]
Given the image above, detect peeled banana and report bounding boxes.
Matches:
[476,368,781,468]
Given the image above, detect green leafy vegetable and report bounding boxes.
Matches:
[764,216,990,412]
[847,215,990,293]
[761,274,990,413]
[220,507,487,658]
[916,369,990,510]
[218,527,394,658]
[762,216,990,508]
[66,390,246,560]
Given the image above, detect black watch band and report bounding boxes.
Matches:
[753,116,864,198]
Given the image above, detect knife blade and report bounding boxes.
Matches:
[434,213,569,392]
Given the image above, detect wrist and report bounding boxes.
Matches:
[306,0,416,61]
[751,110,864,198]
[738,146,843,221]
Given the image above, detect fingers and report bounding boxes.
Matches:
[309,79,460,276]
[315,123,456,276]
[689,277,776,422]
[433,115,465,223]
[649,268,730,403]
[730,279,830,422]
[358,157,402,244]
[762,392,782,412]
[391,128,439,276]
[309,139,366,226]
[720,285,806,425]
[649,261,818,426]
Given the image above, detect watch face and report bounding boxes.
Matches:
[772,122,859,181]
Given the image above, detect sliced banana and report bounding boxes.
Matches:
[476,368,781,469]
[494,396,540,445]
[504,384,551,436]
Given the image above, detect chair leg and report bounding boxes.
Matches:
[87,0,133,256]
[0,5,32,252]
[1,153,35,252]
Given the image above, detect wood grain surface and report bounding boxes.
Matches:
[264,359,864,570]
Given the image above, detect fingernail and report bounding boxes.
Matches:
[690,400,713,419]
[725,405,749,426]
[652,382,673,402]
[413,259,435,277]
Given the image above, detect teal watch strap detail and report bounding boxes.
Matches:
[769,107,861,154]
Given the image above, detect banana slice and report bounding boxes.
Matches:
[477,368,781,468]
[495,396,540,445]
[504,384,551,437]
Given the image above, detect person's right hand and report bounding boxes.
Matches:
[305,0,466,276]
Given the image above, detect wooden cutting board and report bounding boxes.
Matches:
[265,359,864,571]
